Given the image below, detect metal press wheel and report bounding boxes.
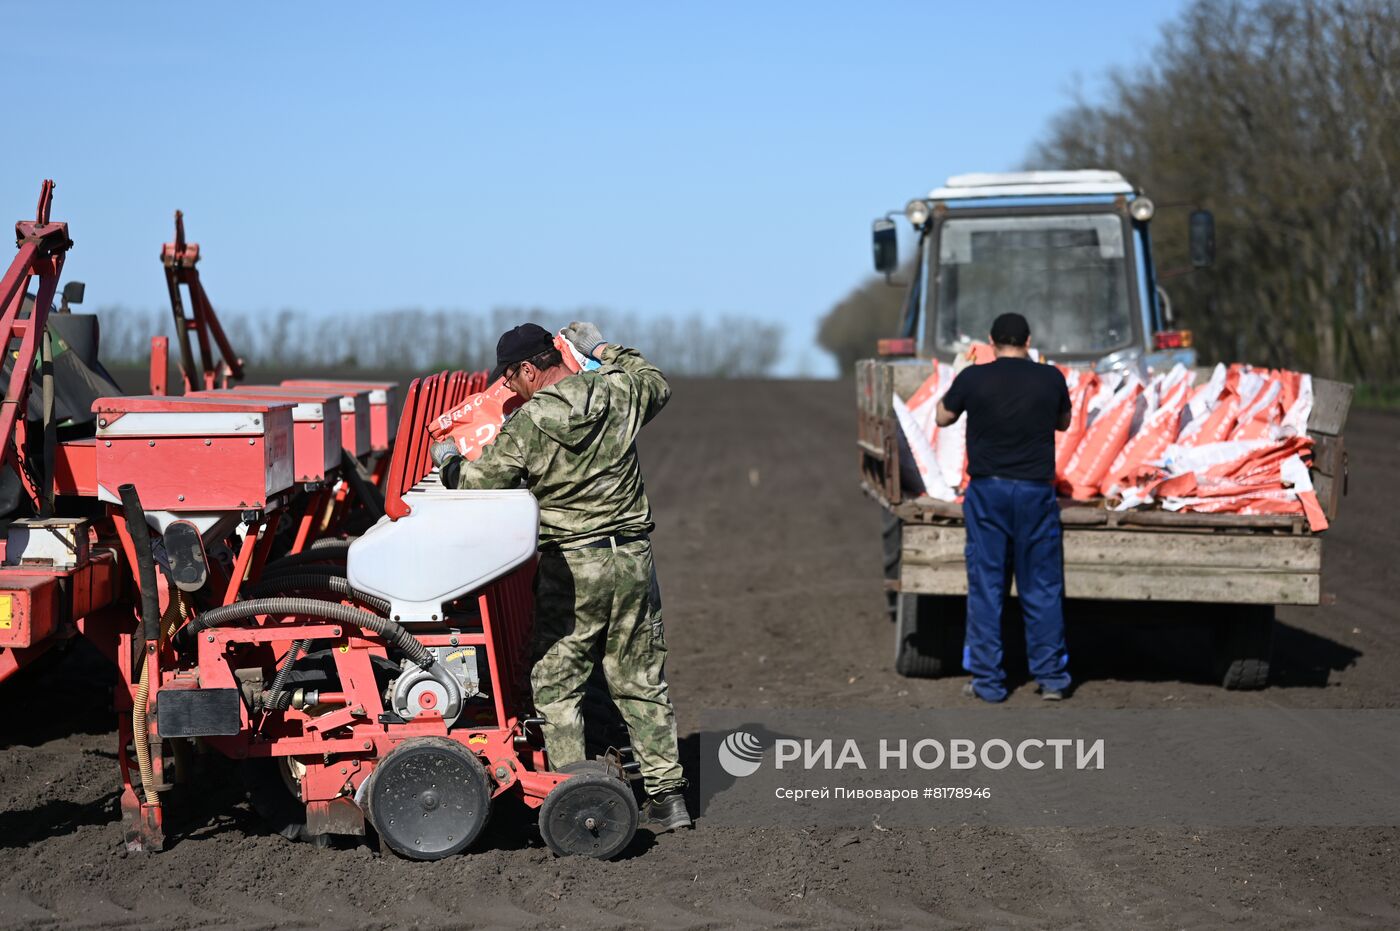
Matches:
[538,771,638,859]
[365,737,493,860]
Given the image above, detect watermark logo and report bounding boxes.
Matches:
[717,731,765,777]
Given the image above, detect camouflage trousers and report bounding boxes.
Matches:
[530,539,685,796]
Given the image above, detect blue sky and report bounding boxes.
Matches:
[5,2,1186,375]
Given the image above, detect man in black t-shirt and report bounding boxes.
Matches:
[937,313,1073,702]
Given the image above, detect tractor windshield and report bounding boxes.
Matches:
[931,213,1135,357]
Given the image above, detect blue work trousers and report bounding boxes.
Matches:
[962,477,1071,701]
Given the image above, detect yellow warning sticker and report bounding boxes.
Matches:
[0,595,12,630]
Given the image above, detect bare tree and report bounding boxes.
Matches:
[816,1,1398,385]
[1031,0,1399,383]
[89,305,785,378]
[816,270,907,376]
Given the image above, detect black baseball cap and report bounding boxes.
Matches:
[990,312,1031,347]
[489,323,554,382]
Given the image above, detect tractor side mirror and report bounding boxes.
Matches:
[58,280,85,313]
[1189,211,1215,268]
[872,219,898,274]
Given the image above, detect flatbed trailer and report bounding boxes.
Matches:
[855,171,1355,689]
[856,356,1353,689]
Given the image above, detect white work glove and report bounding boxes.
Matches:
[952,347,975,375]
[429,439,461,468]
[563,321,606,359]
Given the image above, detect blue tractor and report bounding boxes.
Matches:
[870,170,1212,373]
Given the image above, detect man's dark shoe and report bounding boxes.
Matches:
[642,791,692,832]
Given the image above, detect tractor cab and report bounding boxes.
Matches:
[871,170,1212,373]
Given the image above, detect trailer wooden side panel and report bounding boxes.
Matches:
[900,524,1322,605]
[1307,377,1352,520]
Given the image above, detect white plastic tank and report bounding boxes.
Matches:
[348,488,538,624]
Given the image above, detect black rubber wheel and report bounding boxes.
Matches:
[243,758,316,842]
[366,737,493,860]
[538,772,638,859]
[881,510,902,622]
[1215,605,1274,690]
[894,593,965,679]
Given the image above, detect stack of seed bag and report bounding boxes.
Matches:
[894,345,1327,531]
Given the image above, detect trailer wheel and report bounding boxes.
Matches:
[881,511,902,622]
[1215,605,1274,690]
[894,593,965,678]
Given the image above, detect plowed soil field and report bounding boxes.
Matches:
[2,378,1397,929]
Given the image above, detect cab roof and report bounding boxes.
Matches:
[929,170,1135,201]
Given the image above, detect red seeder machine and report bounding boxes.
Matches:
[0,183,639,860]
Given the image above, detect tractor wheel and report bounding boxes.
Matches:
[538,771,638,859]
[894,593,965,679]
[881,510,902,622]
[1215,605,1274,690]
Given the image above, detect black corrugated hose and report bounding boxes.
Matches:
[118,483,163,808]
[259,564,349,582]
[308,536,356,551]
[118,484,161,644]
[245,573,390,614]
[263,542,353,572]
[189,597,431,668]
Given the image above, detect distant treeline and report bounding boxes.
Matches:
[820,0,1399,385]
[93,306,784,378]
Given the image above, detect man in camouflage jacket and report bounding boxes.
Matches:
[431,321,690,832]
